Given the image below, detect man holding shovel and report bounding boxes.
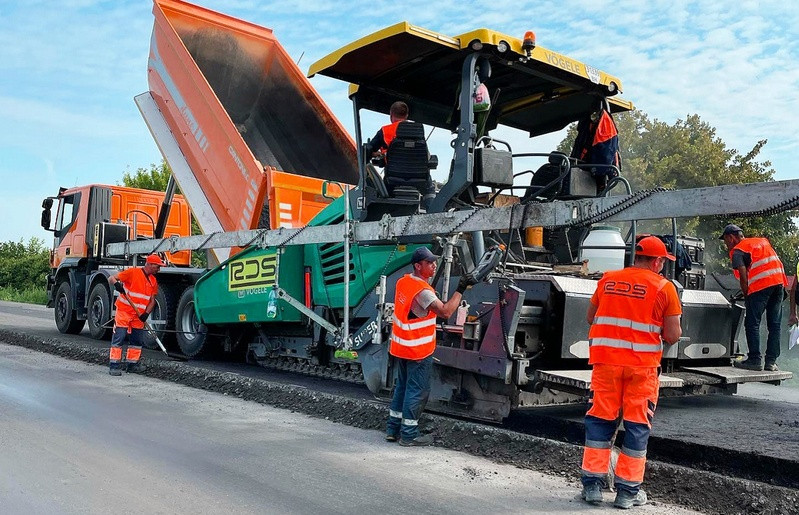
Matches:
[107,254,165,375]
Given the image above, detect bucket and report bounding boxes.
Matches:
[580,225,626,272]
[525,226,544,247]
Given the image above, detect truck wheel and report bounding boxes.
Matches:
[175,286,210,357]
[87,283,112,340]
[140,288,172,350]
[54,281,85,334]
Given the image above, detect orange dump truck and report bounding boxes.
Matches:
[41,0,357,345]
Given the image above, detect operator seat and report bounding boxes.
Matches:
[384,121,436,203]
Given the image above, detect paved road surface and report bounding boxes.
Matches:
[3,300,799,461]
[0,344,698,514]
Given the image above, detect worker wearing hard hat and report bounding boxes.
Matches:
[107,254,165,376]
[721,224,787,372]
[581,236,682,509]
[386,247,477,446]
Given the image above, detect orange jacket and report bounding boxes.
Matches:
[730,238,787,294]
[390,274,437,360]
[381,121,401,151]
[589,268,680,367]
[114,267,158,329]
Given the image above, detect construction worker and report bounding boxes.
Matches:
[721,224,787,371]
[364,101,408,159]
[581,236,682,509]
[107,254,165,376]
[386,247,476,446]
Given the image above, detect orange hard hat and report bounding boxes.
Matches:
[145,254,166,266]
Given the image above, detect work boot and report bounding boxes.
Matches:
[733,358,763,371]
[399,434,434,447]
[613,489,647,509]
[764,362,779,372]
[581,483,603,504]
[385,433,399,443]
[109,367,122,377]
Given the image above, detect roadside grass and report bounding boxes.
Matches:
[0,286,48,305]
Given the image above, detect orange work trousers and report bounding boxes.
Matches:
[581,363,659,494]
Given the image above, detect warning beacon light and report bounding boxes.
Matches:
[522,31,536,57]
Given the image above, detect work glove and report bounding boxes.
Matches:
[113,282,125,295]
[138,312,149,323]
[456,272,478,294]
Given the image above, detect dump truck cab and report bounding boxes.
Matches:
[40,184,193,339]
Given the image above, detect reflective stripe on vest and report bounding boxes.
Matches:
[390,274,437,360]
[592,316,662,335]
[120,290,150,312]
[731,238,787,294]
[393,317,437,332]
[589,337,663,353]
[588,269,671,367]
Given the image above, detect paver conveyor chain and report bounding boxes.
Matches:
[715,194,799,219]
[566,187,669,228]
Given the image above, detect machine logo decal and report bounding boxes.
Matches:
[228,252,277,291]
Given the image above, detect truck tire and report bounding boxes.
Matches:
[175,286,211,357]
[54,281,85,334]
[140,287,175,350]
[87,282,112,340]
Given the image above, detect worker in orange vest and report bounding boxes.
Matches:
[386,247,477,446]
[365,101,409,160]
[721,224,787,371]
[107,254,165,376]
[581,236,682,509]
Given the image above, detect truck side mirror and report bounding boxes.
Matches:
[41,198,53,231]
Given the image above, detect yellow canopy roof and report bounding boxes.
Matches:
[310,23,633,136]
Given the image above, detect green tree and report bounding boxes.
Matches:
[557,111,798,273]
[122,160,173,191]
[121,160,207,268]
[0,238,50,291]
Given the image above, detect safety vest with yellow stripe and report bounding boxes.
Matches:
[588,268,672,367]
[730,237,787,294]
[114,267,158,329]
[390,274,437,360]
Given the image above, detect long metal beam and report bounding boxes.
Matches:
[107,179,799,256]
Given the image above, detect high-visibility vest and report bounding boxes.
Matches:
[730,238,787,294]
[381,121,402,151]
[390,274,438,360]
[114,267,158,329]
[589,268,672,367]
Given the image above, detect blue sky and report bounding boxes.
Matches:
[1,0,798,242]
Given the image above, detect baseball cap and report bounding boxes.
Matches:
[635,236,676,261]
[411,247,438,264]
[719,224,743,239]
[145,254,166,266]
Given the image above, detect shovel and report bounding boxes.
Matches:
[118,289,188,361]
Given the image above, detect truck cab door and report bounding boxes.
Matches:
[52,192,82,268]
